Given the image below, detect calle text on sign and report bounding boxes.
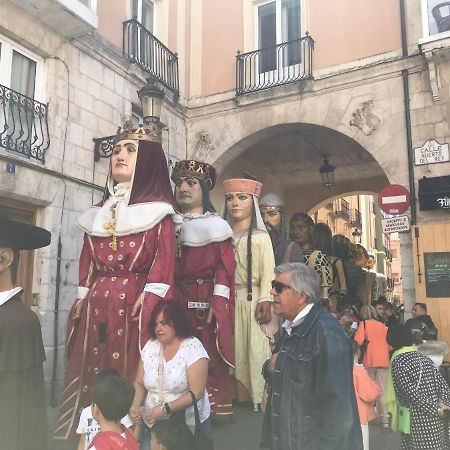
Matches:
[381,215,410,234]
[414,139,450,166]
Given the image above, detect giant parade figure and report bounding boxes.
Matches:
[223,179,276,412]
[0,208,51,450]
[171,160,235,419]
[259,192,303,265]
[55,120,177,440]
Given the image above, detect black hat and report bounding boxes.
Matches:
[0,208,51,250]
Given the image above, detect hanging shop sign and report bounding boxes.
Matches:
[378,184,410,215]
[381,215,410,234]
[414,139,450,166]
[418,176,450,211]
[424,252,450,298]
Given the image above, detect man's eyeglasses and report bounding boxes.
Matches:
[271,280,295,294]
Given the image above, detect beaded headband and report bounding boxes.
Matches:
[171,160,217,190]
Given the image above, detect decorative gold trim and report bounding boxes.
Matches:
[215,324,235,369]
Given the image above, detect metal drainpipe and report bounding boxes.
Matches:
[400,0,417,225]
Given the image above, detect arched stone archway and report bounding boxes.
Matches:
[209,123,390,213]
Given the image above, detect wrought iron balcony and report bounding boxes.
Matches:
[0,83,50,162]
[236,33,314,96]
[336,198,350,220]
[352,209,362,227]
[93,135,116,161]
[123,19,179,97]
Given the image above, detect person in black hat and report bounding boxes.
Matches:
[0,207,51,450]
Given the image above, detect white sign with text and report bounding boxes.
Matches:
[382,215,410,234]
[414,139,449,166]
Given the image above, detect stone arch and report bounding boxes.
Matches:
[308,190,378,215]
[209,122,391,213]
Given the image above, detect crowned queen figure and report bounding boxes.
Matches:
[54,120,177,440]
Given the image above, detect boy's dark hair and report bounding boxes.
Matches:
[91,376,135,421]
[97,368,120,378]
[151,418,195,450]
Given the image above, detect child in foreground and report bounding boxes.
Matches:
[352,341,381,450]
[88,374,138,450]
[77,369,134,450]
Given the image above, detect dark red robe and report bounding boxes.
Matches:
[54,216,175,439]
[174,238,235,417]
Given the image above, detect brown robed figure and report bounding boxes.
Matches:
[0,208,51,450]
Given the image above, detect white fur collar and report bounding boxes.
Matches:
[176,213,233,247]
[78,196,175,237]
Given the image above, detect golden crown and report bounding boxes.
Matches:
[115,120,162,144]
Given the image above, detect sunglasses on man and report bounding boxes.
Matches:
[271,280,295,294]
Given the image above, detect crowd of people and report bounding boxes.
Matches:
[1,118,450,450]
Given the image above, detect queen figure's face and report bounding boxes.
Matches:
[111,139,139,183]
[226,192,253,222]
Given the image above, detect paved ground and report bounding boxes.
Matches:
[50,403,401,450]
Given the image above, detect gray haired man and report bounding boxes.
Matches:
[261,263,362,450]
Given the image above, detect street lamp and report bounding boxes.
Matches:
[352,228,362,244]
[137,80,165,123]
[319,158,335,189]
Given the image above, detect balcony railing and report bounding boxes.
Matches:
[123,19,179,97]
[236,33,314,96]
[352,209,362,226]
[93,135,116,161]
[336,198,350,220]
[0,83,50,162]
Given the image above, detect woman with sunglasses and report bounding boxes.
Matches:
[222,179,276,412]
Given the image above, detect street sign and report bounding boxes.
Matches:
[382,215,410,234]
[414,139,450,166]
[378,184,410,215]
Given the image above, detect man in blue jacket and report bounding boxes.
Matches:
[261,263,362,450]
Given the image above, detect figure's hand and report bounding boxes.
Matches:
[131,294,142,322]
[72,299,84,320]
[207,308,214,324]
[266,352,279,377]
[145,405,165,424]
[438,402,450,417]
[255,301,272,325]
[129,405,142,425]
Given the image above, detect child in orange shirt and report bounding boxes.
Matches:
[352,341,381,450]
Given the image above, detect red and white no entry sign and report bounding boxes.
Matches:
[378,184,410,215]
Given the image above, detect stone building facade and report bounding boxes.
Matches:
[1,0,450,402]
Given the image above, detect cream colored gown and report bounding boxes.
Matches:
[233,230,275,404]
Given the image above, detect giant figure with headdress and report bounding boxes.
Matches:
[54,121,177,440]
[171,160,235,419]
[223,178,276,412]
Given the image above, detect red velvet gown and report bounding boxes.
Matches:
[174,239,235,417]
[54,216,175,439]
